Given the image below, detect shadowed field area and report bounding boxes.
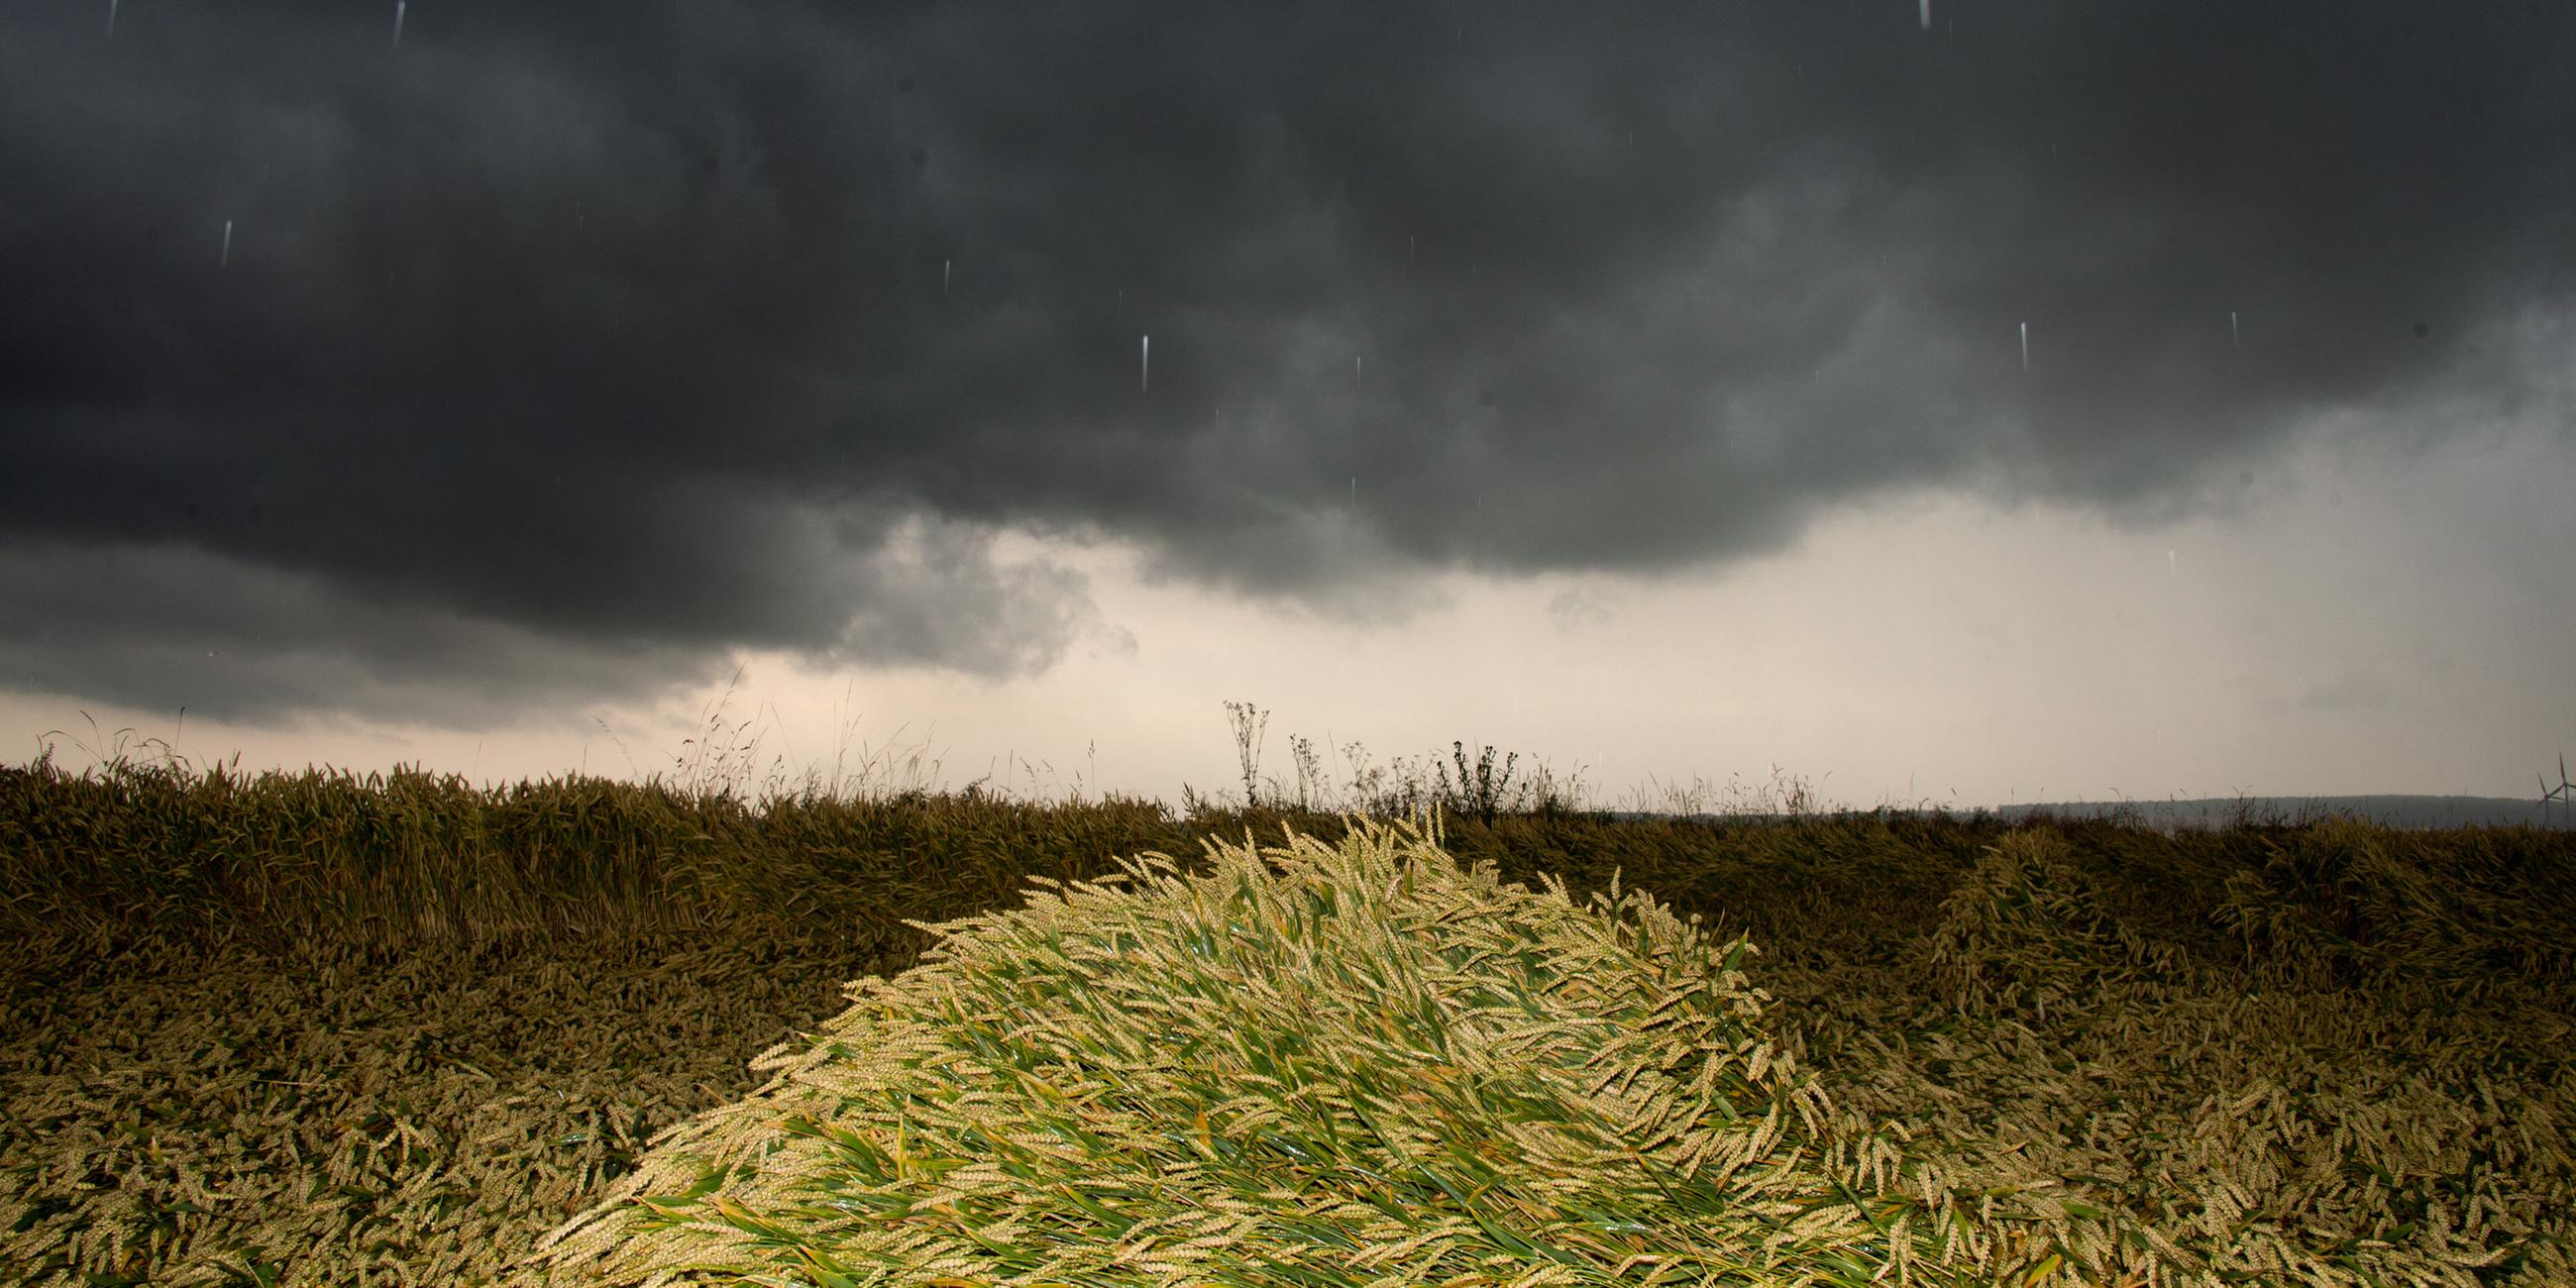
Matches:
[3,736,2571,1286]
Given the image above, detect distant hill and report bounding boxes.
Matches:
[1593,794,2576,833]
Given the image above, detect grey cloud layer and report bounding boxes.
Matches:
[3,0,2569,728]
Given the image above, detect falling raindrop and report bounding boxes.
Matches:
[1355,355,1362,381]
[2230,310,2239,349]
[1350,477,1355,516]
[1140,335,1149,392]
[1919,0,1930,31]
[2168,549,2176,577]
[2019,321,2029,371]
[107,0,117,35]
[221,219,232,268]
[943,259,951,296]
[392,0,404,48]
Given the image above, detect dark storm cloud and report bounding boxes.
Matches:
[3,0,2570,728]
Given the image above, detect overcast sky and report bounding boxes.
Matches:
[5,0,2573,818]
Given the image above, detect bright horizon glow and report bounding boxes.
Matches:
[15,425,2568,823]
